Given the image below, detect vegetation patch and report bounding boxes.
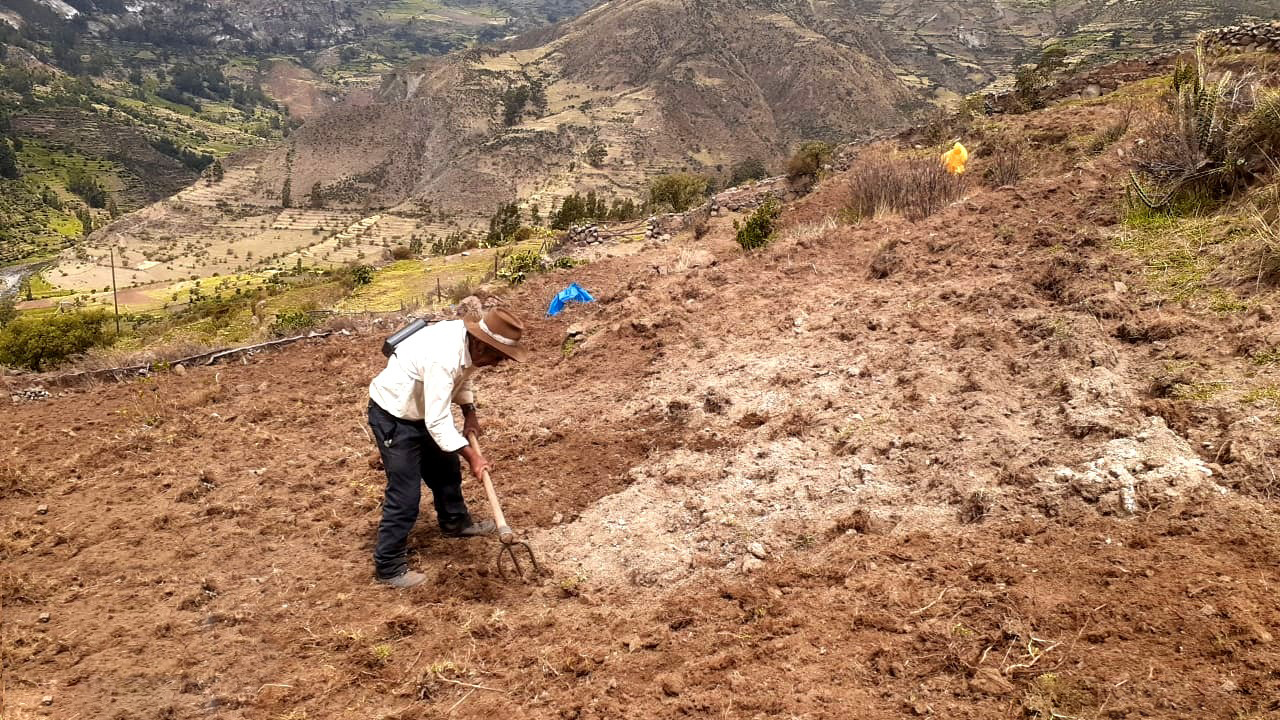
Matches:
[734,200,780,251]
[840,148,968,222]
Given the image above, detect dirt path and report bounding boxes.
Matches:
[3,87,1279,719]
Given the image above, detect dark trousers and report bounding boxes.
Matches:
[368,400,471,580]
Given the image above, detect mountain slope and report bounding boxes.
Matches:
[264,0,1276,217]
[267,0,921,214]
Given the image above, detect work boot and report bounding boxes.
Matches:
[379,570,426,589]
[441,519,496,538]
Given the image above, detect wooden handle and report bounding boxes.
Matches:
[468,432,514,543]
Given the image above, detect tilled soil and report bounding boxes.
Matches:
[3,80,1280,719]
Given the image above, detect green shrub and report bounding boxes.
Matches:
[787,141,833,179]
[333,263,374,289]
[0,310,112,371]
[498,250,547,286]
[649,173,709,213]
[272,308,317,336]
[431,231,470,256]
[734,200,781,251]
[497,251,574,286]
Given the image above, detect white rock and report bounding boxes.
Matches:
[742,556,765,573]
[748,542,767,559]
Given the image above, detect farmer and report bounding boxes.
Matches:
[367,307,529,588]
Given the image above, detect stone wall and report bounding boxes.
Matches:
[1200,22,1280,55]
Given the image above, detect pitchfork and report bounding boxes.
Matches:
[467,432,540,581]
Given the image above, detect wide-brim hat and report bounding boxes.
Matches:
[464,307,529,362]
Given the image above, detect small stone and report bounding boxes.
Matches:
[173,364,187,376]
[968,667,1014,696]
[551,512,564,525]
[36,504,48,515]
[658,672,685,696]
[742,556,765,573]
[747,542,767,559]
[42,696,54,706]
[38,612,50,623]
[1113,281,1128,294]
[566,323,586,340]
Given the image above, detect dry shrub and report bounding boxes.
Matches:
[1246,206,1280,285]
[959,490,995,524]
[683,204,712,239]
[982,146,1032,187]
[777,217,837,248]
[841,148,968,222]
[1084,111,1132,155]
[444,277,480,304]
[868,239,902,279]
[74,338,221,372]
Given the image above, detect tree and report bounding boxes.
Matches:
[585,139,607,168]
[40,186,62,210]
[66,168,106,207]
[280,178,292,208]
[648,173,709,213]
[0,138,18,180]
[107,197,119,219]
[730,157,767,186]
[786,142,832,179]
[77,207,93,236]
[0,295,16,327]
[502,85,530,126]
[0,310,111,371]
[485,201,522,246]
[309,182,324,209]
[206,159,225,183]
[528,203,541,226]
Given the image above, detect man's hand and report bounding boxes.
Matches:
[459,444,491,479]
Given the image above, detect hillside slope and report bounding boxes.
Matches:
[4,61,1280,719]
[266,0,920,216]
[266,0,1275,218]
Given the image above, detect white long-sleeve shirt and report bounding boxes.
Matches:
[368,320,477,453]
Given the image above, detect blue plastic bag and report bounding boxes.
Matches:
[547,282,595,316]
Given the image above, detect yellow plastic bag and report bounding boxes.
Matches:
[941,141,969,175]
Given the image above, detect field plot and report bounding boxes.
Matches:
[35,159,490,309]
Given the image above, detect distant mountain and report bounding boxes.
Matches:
[1,0,600,53]
[266,0,1276,217]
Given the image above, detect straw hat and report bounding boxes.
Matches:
[464,307,529,362]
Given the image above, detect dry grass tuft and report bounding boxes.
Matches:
[868,239,903,280]
[841,148,968,222]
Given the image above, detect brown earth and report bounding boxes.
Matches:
[3,82,1280,720]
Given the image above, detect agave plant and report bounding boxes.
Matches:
[1130,49,1268,210]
